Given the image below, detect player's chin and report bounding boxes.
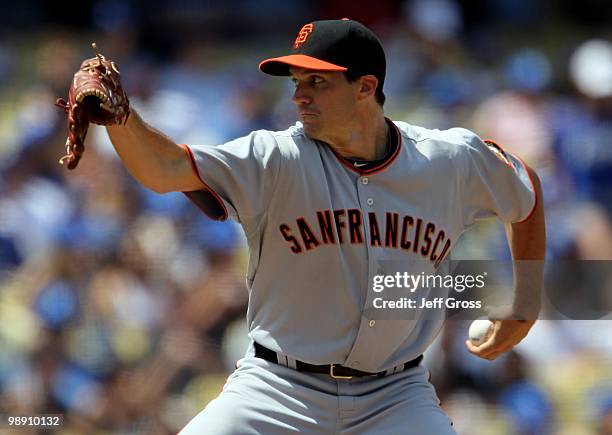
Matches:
[301,120,322,138]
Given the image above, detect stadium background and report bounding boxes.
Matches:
[0,0,611,433]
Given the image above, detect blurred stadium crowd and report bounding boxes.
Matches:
[0,0,611,434]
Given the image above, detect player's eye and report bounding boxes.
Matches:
[312,76,324,84]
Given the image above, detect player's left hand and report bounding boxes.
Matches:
[464,318,535,360]
[55,43,130,170]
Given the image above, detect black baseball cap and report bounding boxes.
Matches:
[259,19,386,91]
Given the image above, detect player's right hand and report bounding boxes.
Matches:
[465,319,535,360]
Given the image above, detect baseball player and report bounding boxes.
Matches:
[58,19,545,435]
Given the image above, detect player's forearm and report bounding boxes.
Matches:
[106,110,193,193]
[505,166,546,319]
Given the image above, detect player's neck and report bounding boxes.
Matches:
[330,111,388,161]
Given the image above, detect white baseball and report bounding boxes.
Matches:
[468,319,493,346]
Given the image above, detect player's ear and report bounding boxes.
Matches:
[357,75,378,100]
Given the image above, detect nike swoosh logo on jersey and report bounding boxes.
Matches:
[353,162,368,167]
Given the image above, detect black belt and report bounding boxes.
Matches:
[254,342,423,379]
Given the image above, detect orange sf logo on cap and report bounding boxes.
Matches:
[294,23,314,49]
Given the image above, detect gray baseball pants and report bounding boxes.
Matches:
[179,354,456,435]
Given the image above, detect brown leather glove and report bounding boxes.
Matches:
[55,43,130,169]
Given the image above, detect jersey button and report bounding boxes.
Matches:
[369,320,376,327]
[367,198,374,206]
[361,177,369,185]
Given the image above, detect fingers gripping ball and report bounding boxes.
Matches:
[468,319,493,346]
[55,43,130,169]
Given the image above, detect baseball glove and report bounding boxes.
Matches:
[55,43,130,169]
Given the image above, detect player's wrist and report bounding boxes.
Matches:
[486,300,540,321]
[510,260,544,321]
[511,297,541,321]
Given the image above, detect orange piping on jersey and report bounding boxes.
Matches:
[513,153,538,224]
[179,144,229,221]
[330,121,403,175]
[362,122,403,175]
[482,139,538,224]
[483,139,514,169]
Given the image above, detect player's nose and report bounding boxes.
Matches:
[292,85,312,105]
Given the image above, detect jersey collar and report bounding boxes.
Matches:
[327,118,402,175]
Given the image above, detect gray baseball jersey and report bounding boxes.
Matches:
[181,119,536,373]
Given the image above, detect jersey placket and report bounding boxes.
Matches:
[342,174,383,370]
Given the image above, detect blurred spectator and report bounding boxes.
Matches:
[497,351,554,435]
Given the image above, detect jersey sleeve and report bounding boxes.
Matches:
[181,130,281,222]
[459,129,537,226]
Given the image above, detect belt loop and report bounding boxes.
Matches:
[286,356,297,370]
[384,363,405,377]
[275,352,288,367]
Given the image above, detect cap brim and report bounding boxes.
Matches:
[259,54,347,76]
